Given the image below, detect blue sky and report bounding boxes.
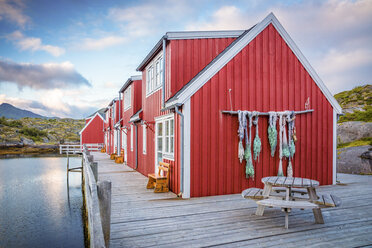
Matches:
[0,0,371,118]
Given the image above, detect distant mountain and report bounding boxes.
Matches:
[0,103,48,119]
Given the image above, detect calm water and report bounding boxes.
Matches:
[0,157,85,248]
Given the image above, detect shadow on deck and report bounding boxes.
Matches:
[93,152,372,248]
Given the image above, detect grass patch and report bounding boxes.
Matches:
[338,105,372,123]
[0,116,23,127]
[337,137,372,149]
[19,127,47,142]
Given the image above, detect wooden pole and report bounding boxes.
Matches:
[91,162,98,182]
[97,181,112,248]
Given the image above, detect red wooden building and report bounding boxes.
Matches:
[117,13,342,198]
[118,75,142,166]
[104,98,120,155]
[80,111,106,145]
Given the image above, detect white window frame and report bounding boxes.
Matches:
[112,105,115,122]
[123,86,131,111]
[155,114,174,163]
[145,52,163,97]
[142,124,147,154]
[130,125,133,151]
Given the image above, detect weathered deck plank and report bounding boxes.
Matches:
[92,152,372,248]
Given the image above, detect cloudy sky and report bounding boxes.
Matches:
[0,0,371,118]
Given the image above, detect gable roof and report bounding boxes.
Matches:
[165,12,342,114]
[79,112,106,135]
[86,108,106,119]
[119,75,142,93]
[136,30,245,71]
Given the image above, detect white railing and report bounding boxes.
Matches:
[82,148,111,248]
[59,143,104,154]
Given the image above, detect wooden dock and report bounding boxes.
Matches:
[93,152,372,248]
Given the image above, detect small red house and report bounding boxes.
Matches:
[118,13,342,198]
[80,111,106,145]
[104,98,120,155]
[118,75,142,166]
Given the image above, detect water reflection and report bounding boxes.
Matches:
[0,157,85,248]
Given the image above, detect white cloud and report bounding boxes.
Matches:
[186,6,252,31]
[0,59,91,90]
[0,93,99,119]
[108,0,192,37]
[6,31,65,57]
[185,0,372,93]
[79,36,127,50]
[0,0,30,28]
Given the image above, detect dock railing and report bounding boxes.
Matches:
[82,145,111,248]
[60,143,104,154]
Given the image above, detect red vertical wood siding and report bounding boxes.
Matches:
[81,115,104,144]
[165,38,236,101]
[190,24,334,197]
[121,79,142,169]
[137,65,180,194]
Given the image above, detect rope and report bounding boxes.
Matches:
[286,111,296,178]
[253,112,261,161]
[268,112,278,157]
[237,110,246,163]
[278,111,290,176]
[244,111,254,179]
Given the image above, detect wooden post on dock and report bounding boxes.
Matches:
[91,162,98,182]
[97,181,111,248]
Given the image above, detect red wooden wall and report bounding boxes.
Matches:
[121,79,142,169]
[138,66,181,194]
[189,24,333,197]
[81,115,104,144]
[164,38,236,101]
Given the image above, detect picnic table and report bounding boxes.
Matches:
[254,176,323,229]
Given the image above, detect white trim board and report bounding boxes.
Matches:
[79,112,106,135]
[166,12,342,114]
[182,99,191,198]
[333,109,337,185]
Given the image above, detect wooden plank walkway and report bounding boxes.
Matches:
[93,152,372,248]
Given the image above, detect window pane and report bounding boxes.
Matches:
[157,123,162,136]
[151,67,154,91]
[165,137,169,152]
[170,137,174,153]
[158,138,162,150]
[170,119,174,135]
[165,121,169,136]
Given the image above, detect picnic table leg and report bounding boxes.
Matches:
[285,209,289,229]
[256,184,272,216]
[307,187,324,224]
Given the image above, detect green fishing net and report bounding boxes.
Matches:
[268,126,277,157]
[282,143,290,158]
[253,135,261,161]
[290,139,295,158]
[245,145,254,179]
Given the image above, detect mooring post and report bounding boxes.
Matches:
[91,162,98,182]
[97,180,112,248]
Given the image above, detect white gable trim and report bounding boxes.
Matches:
[167,12,342,114]
[79,112,106,135]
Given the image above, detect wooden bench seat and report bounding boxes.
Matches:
[257,199,319,209]
[110,153,116,160]
[241,188,264,200]
[114,155,124,164]
[146,162,170,193]
[314,194,342,208]
[257,198,319,229]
